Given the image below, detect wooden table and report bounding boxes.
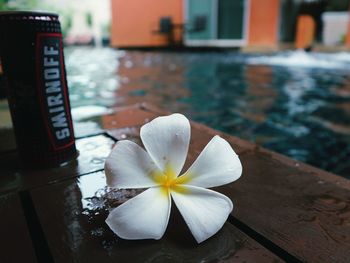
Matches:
[1,103,350,263]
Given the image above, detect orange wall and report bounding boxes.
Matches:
[110,0,183,47]
[346,5,350,47]
[248,0,279,46]
[295,15,315,49]
[347,25,350,47]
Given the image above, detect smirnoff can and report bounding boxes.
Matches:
[0,11,77,167]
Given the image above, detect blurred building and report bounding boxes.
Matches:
[41,0,111,46]
[110,0,183,48]
[322,11,349,45]
[1,0,111,46]
[110,0,350,50]
[185,0,279,48]
[110,0,279,49]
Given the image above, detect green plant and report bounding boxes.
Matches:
[86,12,93,28]
[62,13,72,38]
[0,0,38,11]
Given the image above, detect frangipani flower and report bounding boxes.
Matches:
[105,114,242,243]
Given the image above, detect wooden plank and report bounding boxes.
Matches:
[5,102,348,262]
[30,171,282,262]
[105,107,252,157]
[187,120,350,262]
[0,134,114,194]
[74,104,159,138]
[139,105,350,261]
[140,103,254,155]
[0,193,37,263]
[106,126,141,142]
[0,104,158,194]
[0,103,156,153]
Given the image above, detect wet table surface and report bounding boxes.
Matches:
[1,103,350,263]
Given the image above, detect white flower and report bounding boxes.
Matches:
[104,113,242,243]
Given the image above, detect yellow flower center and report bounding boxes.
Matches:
[152,165,191,196]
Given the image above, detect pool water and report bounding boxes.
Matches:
[65,47,350,178]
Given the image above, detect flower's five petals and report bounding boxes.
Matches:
[106,187,171,240]
[105,140,161,189]
[171,185,233,243]
[181,136,242,188]
[105,114,242,244]
[140,113,190,176]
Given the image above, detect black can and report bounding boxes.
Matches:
[0,11,76,168]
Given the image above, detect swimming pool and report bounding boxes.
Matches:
[66,47,350,178]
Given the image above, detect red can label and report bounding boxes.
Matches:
[36,33,74,150]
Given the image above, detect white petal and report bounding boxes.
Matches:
[106,187,171,240]
[181,136,242,188]
[104,140,160,189]
[140,113,190,176]
[171,185,233,243]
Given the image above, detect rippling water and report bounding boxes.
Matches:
[65,47,350,178]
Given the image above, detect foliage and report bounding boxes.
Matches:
[61,13,72,38]
[0,0,37,11]
[86,12,93,28]
[326,0,349,11]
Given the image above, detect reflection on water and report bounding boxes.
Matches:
[65,47,122,108]
[247,50,350,69]
[72,105,112,121]
[66,47,350,177]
